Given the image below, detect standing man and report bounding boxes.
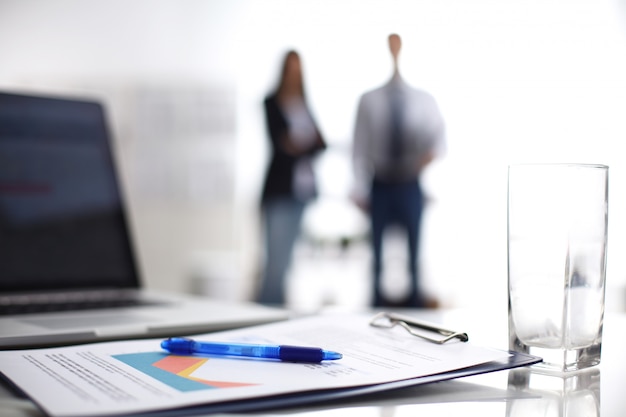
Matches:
[351,34,446,308]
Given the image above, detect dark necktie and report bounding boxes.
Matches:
[389,87,404,159]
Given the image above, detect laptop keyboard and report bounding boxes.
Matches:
[0,291,161,315]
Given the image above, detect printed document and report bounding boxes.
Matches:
[0,313,509,417]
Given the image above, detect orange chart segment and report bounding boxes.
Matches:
[113,352,258,392]
[154,355,206,375]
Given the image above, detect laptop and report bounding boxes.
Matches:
[0,90,288,349]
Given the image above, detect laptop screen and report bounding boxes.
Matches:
[0,91,140,293]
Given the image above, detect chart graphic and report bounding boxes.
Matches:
[113,352,258,392]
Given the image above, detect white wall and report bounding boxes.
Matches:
[2,0,626,309]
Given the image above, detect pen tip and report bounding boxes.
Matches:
[323,351,343,361]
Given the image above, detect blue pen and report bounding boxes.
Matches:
[161,337,342,363]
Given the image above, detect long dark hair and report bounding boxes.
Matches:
[275,50,305,98]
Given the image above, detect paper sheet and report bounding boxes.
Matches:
[0,313,509,417]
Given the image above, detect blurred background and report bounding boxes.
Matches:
[2,0,626,313]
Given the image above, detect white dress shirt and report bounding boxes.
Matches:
[352,76,445,199]
[283,97,318,200]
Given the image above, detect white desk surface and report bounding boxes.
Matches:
[2,308,624,417]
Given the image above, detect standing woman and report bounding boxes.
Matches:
[257,50,327,305]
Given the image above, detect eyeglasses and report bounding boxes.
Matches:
[369,312,469,344]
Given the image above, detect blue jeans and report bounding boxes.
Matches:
[257,197,306,305]
[370,178,425,307]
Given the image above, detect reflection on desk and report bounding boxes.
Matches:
[507,368,600,417]
[1,309,624,417]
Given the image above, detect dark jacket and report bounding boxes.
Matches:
[260,94,326,203]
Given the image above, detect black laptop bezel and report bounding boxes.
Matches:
[0,90,142,293]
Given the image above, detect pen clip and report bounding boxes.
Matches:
[369,312,469,344]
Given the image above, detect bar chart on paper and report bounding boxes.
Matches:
[113,352,259,392]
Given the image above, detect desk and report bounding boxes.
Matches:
[2,309,624,417]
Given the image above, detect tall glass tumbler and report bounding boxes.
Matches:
[507,163,608,372]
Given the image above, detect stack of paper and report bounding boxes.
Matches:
[0,312,540,417]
